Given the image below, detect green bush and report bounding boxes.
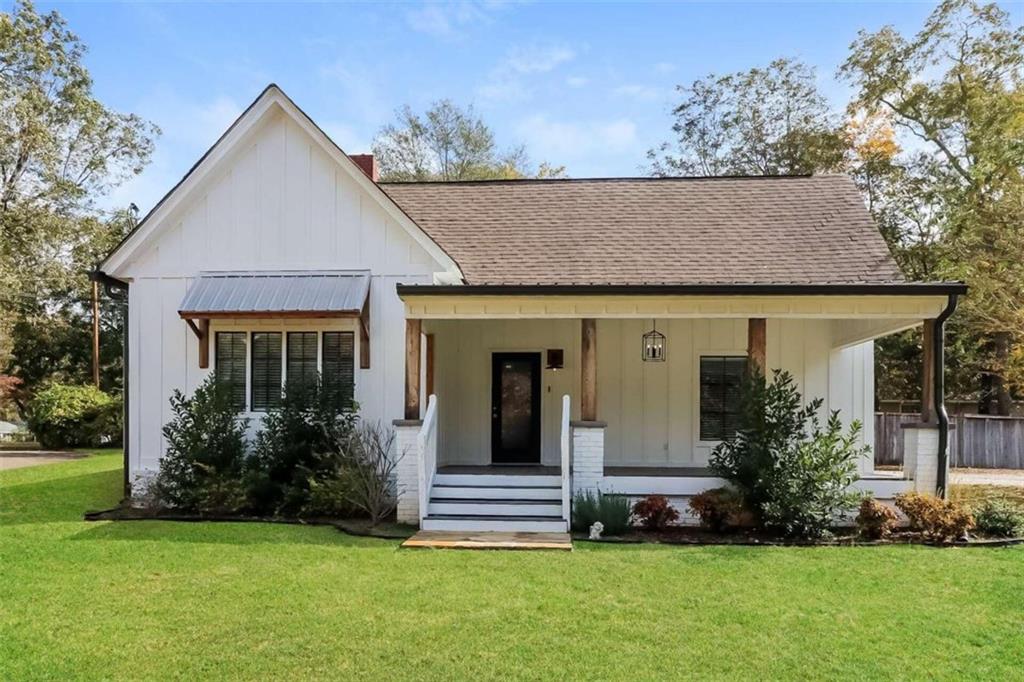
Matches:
[247,379,358,516]
[709,370,866,539]
[26,384,121,449]
[572,490,632,536]
[309,421,400,524]
[153,375,249,514]
[972,498,1024,538]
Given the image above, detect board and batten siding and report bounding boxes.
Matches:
[428,318,875,471]
[121,110,443,475]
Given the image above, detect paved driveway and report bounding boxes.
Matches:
[951,468,1024,487]
[0,451,84,471]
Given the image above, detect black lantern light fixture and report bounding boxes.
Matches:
[546,348,564,370]
[642,320,666,362]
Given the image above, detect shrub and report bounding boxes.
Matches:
[973,498,1024,538]
[247,379,358,516]
[572,490,632,536]
[631,495,679,530]
[855,497,899,539]
[153,375,249,514]
[894,492,975,543]
[26,384,120,449]
[688,487,744,532]
[310,421,399,524]
[709,370,866,539]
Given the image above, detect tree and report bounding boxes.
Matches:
[372,99,564,181]
[647,57,846,177]
[0,1,156,411]
[842,0,1024,413]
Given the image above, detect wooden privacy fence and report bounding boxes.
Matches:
[874,413,1024,470]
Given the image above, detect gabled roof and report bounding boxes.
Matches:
[381,175,906,286]
[100,85,462,280]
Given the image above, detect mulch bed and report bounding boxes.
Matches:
[83,506,416,540]
[574,526,1024,548]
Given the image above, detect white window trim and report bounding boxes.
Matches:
[692,349,748,449]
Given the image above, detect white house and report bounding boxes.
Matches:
[96,85,965,533]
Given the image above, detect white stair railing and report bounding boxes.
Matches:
[560,394,571,528]
[417,394,438,524]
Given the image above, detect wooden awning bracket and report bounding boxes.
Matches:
[359,289,371,369]
[183,317,210,368]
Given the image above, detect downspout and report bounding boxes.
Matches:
[89,270,130,500]
[933,293,959,499]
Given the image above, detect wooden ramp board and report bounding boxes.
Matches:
[402,530,572,551]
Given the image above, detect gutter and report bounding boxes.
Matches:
[88,270,130,500]
[933,292,960,498]
[396,282,968,297]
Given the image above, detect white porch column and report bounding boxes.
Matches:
[393,419,422,525]
[902,423,940,494]
[571,421,605,495]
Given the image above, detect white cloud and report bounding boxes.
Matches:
[478,43,576,103]
[515,114,638,164]
[565,75,590,88]
[504,44,575,74]
[405,1,501,40]
[611,84,666,101]
[319,60,390,127]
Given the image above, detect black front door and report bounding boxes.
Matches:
[491,353,542,464]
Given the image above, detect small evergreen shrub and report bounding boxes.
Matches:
[855,497,898,539]
[632,495,680,530]
[311,421,399,524]
[973,498,1024,538]
[572,490,632,536]
[894,492,975,543]
[709,370,866,539]
[154,375,249,514]
[26,384,120,449]
[688,487,744,532]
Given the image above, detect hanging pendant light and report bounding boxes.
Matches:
[642,320,666,362]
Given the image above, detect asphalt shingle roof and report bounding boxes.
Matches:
[381,175,905,286]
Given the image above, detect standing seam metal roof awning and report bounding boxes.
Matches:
[178,271,370,317]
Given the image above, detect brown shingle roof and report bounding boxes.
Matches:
[380,175,905,286]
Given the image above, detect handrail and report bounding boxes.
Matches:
[560,394,571,526]
[417,394,438,523]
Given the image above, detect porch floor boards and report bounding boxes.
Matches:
[437,465,560,476]
[402,530,572,551]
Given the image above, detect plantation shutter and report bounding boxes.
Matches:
[699,356,747,441]
[286,332,319,398]
[215,332,247,411]
[322,331,355,409]
[250,332,282,411]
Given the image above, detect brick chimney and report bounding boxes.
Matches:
[349,154,378,182]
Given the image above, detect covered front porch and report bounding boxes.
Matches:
[392,285,962,529]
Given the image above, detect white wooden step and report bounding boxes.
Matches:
[422,516,568,533]
[433,473,561,487]
[428,500,563,517]
[430,485,561,501]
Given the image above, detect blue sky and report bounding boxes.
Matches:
[30,1,1024,213]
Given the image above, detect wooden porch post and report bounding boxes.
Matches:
[921,319,936,423]
[405,319,422,420]
[581,318,597,421]
[425,333,435,398]
[747,318,766,377]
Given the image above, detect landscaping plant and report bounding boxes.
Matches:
[855,497,899,539]
[894,492,975,543]
[972,498,1024,538]
[26,383,121,449]
[153,375,249,514]
[572,490,632,536]
[709,369,866,539]
[313,421,400,525]
[688,487,744,532]
[632,495,680,530]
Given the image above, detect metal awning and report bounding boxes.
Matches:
[179,270,370,318]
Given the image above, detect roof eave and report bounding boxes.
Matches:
[396,282,968,297]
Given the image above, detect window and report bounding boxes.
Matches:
[215,332,247,411]
[251,332,282,411]
[286,332,318,398]
[322,331,355,409]
[699,355,747,441]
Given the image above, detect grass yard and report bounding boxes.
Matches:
[2,453,1023,680]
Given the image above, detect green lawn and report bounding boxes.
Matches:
[2,453,1023,680]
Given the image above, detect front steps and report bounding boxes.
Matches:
[421,472,568,533]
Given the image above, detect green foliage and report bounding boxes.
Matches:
[25,382,119,448]
[247,379,358,516]
[972,498,1024,538]
[709,370,866,538]
[894,492,975,543]
[373,99,565,181]
[310,421,400,525]
[153,375,249,514]
[631,495,680,530]
[571,490,632,536]
[688,487,744,532]
[855,497,899,540]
